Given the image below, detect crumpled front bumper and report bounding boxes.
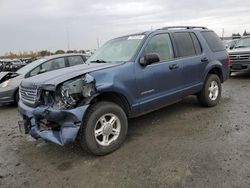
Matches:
[18,100,89,145]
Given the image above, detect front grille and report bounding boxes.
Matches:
[20,86,39,105]
[230,54,250,62]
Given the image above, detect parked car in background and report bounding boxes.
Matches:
[228,36,250,74]
[0,60,6,72]
[0,53,89,105]
[20,58,34,64]
[0,59,26,72]
[0,59,12,72]
[223,39,239,50]
[18,26,230,155]
[10,59,26,71]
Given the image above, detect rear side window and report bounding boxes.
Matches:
[42,57,65,71]
[201,31,225,52]
[68,56,85,66]
[173,32,197,57]
[190,33,202,54]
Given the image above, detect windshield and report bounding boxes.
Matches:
[235,37,250,48]
[87,35,145,63]
[16,58,46,74]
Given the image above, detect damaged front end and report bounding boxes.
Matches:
[18,73,97,145]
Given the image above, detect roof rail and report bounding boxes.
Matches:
[158,26,207,30]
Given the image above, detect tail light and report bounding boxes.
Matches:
[227,54,231,66]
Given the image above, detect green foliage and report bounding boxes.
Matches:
[1,48,92,59]
[66,50,74,53]
[55,50,65,54]
[243,30,250,36]
[39,50,51,57]
[79,50,86,54]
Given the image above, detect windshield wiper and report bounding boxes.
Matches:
[90,59,107,63]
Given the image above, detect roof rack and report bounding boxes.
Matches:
[158,26,207,30]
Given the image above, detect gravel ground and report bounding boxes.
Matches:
[0,73,250,188]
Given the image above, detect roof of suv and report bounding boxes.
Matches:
[121,26,210,39]
[158,26,208,30]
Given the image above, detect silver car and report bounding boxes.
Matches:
[0,53,89,105]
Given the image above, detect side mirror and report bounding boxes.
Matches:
[39,69,46,74]
[140,53,160,66]
[229,44,235,50]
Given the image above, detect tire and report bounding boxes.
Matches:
[14,90,19,104]
[78,101,128,156]
[198,74,221,107]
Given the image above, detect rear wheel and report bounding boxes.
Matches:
[78,101,128,155]
[198,74,221,107]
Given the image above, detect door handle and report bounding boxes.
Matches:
[169,64,179,70]
[201,57,209,63]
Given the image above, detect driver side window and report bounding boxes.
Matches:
[144,34,174,62]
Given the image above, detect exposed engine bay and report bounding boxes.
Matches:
[42,73,96,110]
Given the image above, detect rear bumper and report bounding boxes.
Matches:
[18,100,89,145]
[0,86,15,104]
[230,62,250,72]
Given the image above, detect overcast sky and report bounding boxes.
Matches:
[0,0,250,55]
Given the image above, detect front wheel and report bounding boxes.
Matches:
[78,101,128,156]
[198,74,221,107]
[14,90,19,104]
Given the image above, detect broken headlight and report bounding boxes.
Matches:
[58,74,96,109]
[0,79,12,88]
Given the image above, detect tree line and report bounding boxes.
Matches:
[232,30,250,38]
[1,49,92,59]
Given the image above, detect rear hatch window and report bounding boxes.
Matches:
[201,31,225,52]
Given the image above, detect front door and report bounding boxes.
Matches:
[135,33,183,113]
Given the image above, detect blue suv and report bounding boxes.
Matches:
[18,26,230,155]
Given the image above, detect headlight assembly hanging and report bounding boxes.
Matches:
[58,74,96,108]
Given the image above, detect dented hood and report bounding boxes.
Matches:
[21,63,123,89]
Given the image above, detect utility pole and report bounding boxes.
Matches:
[222,28,225,39]
[97,38,100,49]
[67,27,70,51]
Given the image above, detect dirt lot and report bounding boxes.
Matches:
[0,73,250,188]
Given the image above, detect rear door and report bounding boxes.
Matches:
[173,32,206,91]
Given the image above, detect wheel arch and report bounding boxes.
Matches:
[88,92,131,117]
[205,65,224,83]
[13,88,19,103]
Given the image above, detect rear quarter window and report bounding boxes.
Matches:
[190,33,202,55]
[201,31,225,52]
[68,56,85,66]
